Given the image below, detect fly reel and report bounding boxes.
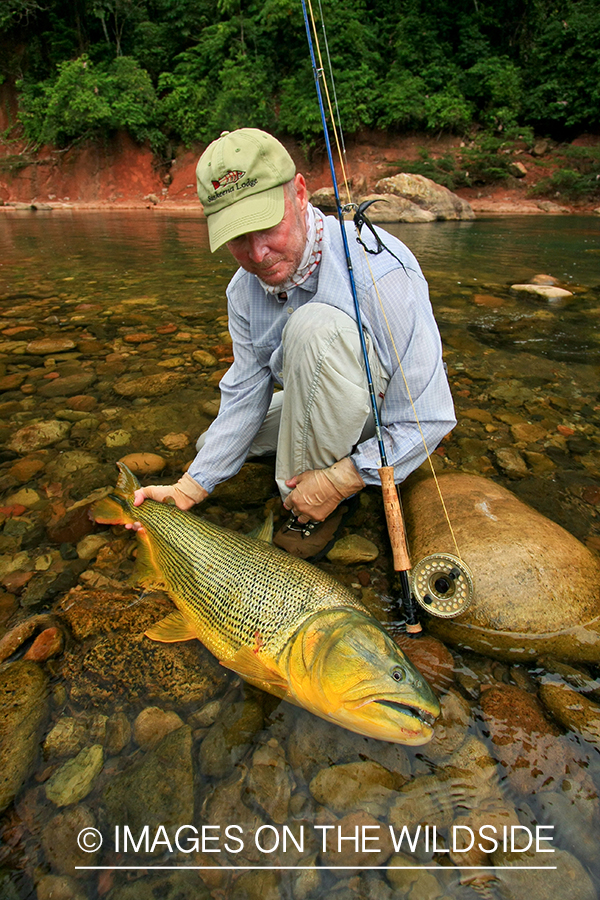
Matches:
[411,553,475,618]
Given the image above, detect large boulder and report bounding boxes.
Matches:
[374,172,475,220]
[403,472,600,662]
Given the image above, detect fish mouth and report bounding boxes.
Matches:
[375,699,437,729]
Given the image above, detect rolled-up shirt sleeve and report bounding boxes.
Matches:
[350,266,456,485]
[187,295,274,494]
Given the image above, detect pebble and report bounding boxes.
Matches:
[27,338,76,354]
[493,445,528,477]
[38,372,96,397]
[105,429,131,447]
[245,740,294,824]
[118,452,166,475]
[132,706,185,750]
[510,283,573,300]
[394,633,455,694]
[8,456,46,483]
[43,716,87,758]
[41,804,100,874]
[161,431,189,450]
[23,626,64,661]
[103,726,193,835]
[321,811,395,871]
[420,689,472,762]
[113,372,187,397]
[309,760,404,818]
[192,350,218,367]
[76,533,110,559]
[8,419,71,453]
[326,534,379,564]
[539,681,600,749]
[44,744,104,806]
[105,711,131,755]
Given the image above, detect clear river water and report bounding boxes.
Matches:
[0,210,599,900]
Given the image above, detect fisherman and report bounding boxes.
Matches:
[134,128,456,559]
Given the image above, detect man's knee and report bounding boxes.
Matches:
[283,302,356,346]
[282,303,362,371]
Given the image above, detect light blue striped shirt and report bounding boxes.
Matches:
[188,207,456,493]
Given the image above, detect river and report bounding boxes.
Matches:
[0,210,599,900]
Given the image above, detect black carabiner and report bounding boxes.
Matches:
[353,199,408,273]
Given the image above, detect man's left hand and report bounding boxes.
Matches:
[284,457,365,523]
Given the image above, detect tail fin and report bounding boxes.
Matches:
[90,462,140,525]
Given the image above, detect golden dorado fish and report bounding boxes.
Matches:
[91,463,440,745]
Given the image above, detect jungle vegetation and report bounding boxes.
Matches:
[1,0,599,156]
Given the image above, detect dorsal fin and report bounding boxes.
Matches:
[115,462,141,498]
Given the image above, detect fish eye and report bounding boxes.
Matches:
[392,668,405,683]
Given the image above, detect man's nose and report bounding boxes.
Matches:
[246,232,270,263]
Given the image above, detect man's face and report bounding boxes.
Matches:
[226,174,308,287]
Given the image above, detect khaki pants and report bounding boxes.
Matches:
[198,303,389,500]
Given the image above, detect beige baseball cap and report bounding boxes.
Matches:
[196,129,296,252]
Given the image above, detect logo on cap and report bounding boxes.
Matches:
[211,170,246,190]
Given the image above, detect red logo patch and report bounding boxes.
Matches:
[211,170,246,190]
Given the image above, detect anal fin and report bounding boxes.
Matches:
[221,646,289,697]
[145,610,198,643]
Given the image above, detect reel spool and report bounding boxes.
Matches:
[411,553,475,618]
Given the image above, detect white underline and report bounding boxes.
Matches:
[75,865,557,871]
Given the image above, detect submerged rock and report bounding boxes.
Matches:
[8,419,71,453]
[41,803,100,874]
[44,744,104,806]
[103,725,194,836]
[404,472,600,663]
[0,660,49,812]
[133,706,185,750]
[327,534,379,564]
[538,681,600,749]
[309,760,404,818]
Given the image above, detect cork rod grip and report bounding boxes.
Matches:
[378,466,411,572]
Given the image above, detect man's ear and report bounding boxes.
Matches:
[295,173,308,212]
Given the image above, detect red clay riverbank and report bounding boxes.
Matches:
[1,129,599,215]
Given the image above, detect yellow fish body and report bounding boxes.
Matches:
[92,463,440,745]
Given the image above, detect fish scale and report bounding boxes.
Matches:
[124,497,365,661]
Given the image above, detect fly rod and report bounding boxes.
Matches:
[300,0,422,634]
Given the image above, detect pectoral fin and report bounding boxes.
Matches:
[246,511,274,544]
[221,646,289,697]
[145,610,198,643]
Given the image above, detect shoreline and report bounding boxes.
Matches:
[2,130,599,218]
[2,198,598,216]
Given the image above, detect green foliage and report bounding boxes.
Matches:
[528,146,600,199]
[17,54,162,149]
[2,0,600,150]
[393,133,535,191]
[392,150,467,191]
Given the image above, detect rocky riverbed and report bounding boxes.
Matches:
[0,220,599,899]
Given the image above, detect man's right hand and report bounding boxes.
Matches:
[133,473,209,511]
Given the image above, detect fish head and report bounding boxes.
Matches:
[287,610,440,745]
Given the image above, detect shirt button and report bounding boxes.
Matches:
[287,306,294,315]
